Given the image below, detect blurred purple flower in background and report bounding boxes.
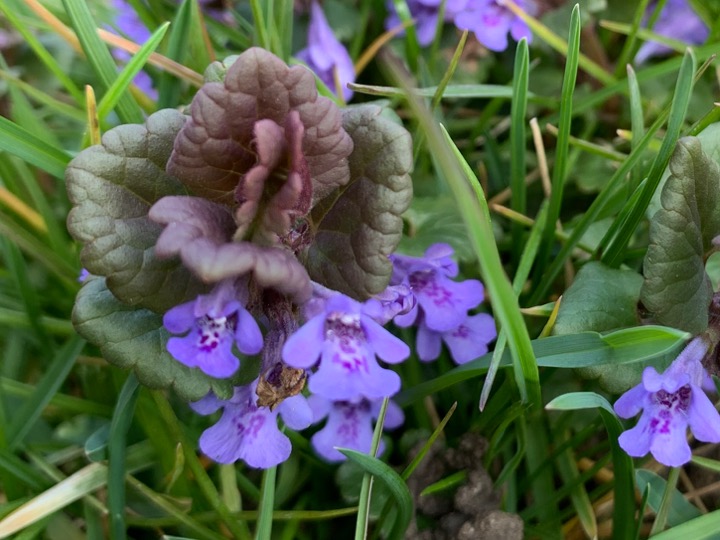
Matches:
[453,0,535,52]
[297,2,356,101]
[635,0,708,64]
[385,0,534,51]
[191,383,312,468]
[109,0,157,98]
[283,293,410,402]
[308,395,404,461]
[614,335,720,467]
[163,280,263,378]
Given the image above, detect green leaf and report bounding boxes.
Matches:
[72,278,235,402]
[545,391,615,414]
[650,511,720,540]
[553,261,653,392]
[396,326,687,405]
[554,261,643,334]
[307,105,413,299]
[641,137,720,334]
[635,469,701,527]
[66,108,205,313]
[338,449,413,539]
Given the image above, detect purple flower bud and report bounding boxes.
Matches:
[614,336,720,467]
[307,394,404,462]
[364,284,417,325]
[283,294,410,402]
[191,382,312,468]
[635,0,708,64]
[297,2,356,101]
[163,279,263,378]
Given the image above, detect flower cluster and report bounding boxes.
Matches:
[385,0,536,51]
[390,244,497,364]
[635,0,708,64]
[614,335,720,467]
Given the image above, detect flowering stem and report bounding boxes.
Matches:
[650,467,681,535]
[255,466,277,540]
[353,397,389,540]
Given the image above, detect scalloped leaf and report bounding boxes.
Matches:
[306,105,413,300]
[641,137,720,334]
[72,278,257,402]
[66,108,205,313]
[553,261,674,393]
[166,47,352,207]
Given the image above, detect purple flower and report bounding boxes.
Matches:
[297,2,356,101]
[416,312,497,364]
[282,294,410,402]
[635,0,709,64]
[453,0,536,52]
[391,244,485,332]
[109,0,157,98]
[191,383,312,468]
[385,0,534,50]
[385,0,449,46]
[614,335,720,467]
[308,395,404,462]
[163,279,263,378]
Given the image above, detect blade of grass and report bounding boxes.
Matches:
[0,69,84,123]
[151,391,252,540]
[1,239,52,355]
[601,49,696,267]
[108,374,139,540]
[431,31,468,111]
[556,433,597,539]
[353,398,388,540]
[255,466,277,540]
[528,52,701,303]
[389,0,419,73]
[98,22,169,121]
[61,0,144,124]
[626,65,645,191]
[649,467,681,535]
[510,38,529,262]
[0,2,84,104]
[249,0,271,50]
[0,116,71,180]
[503,0,615,86]
[157,0,194,109]
[611,0,652,77]
[0,443,154,539]
[532,4,580,286]
[127,475,226,540]
[7,335,84,450]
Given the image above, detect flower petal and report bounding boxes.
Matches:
[278,394,313,430]
[283,314,326,368]
[687,386,720,443]
[362,316,410,364]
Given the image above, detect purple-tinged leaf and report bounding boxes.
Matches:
[166,47,353,215]
[306,105,413,299]
[149,196,312,303]
[66,109,205,313]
